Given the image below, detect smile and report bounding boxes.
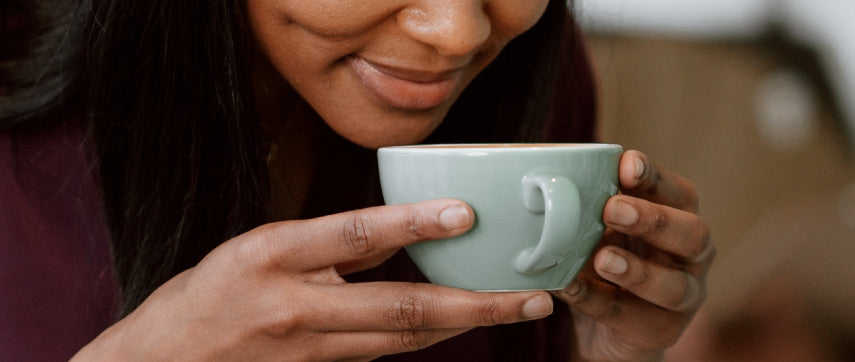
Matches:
[348,56,463,111]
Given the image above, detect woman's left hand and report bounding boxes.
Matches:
[552,150,715,362]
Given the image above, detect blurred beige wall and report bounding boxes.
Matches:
[587,34,855,360]
[589,34,853,253]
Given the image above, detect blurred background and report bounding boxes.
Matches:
[575,0,855,360]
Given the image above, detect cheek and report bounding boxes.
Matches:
[487,0,550,37]
[255,0,402,39]
[248,1,334,72]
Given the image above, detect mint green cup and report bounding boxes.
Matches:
[378,143,622,291]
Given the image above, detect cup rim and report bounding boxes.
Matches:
[379,143,622,152]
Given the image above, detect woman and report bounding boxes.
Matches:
[0,0,713,360]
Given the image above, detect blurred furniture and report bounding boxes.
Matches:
[587,33,855,361]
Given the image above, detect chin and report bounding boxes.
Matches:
[338,125,437,149]
[321,108,448,150]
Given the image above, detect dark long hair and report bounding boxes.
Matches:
[0,0,595,316]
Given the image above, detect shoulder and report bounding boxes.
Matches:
[0,121,116,361]
[0,121,104,239]
[1,121,90,190]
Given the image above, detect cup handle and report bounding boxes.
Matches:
[513,174,581,275]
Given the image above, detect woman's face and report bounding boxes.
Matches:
[248,0,549,148]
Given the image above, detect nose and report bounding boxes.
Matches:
[397,1,491,57]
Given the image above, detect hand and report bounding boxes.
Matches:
[73,200,554,361]
[552,150,714,361]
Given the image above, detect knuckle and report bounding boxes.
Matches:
[625,261,652,288]
[392,293,429,329]
[342,211,375,256]
[476,295,504,326]
[399,207,427,242]
[266,303,304,337]
[233,233,269,266]
[397,329,431,351]
[644,210,669,237]
[236,222,292,268]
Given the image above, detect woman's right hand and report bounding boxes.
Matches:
[72,199,554,361]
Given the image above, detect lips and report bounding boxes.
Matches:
[349,56,463,111]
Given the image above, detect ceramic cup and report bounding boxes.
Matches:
[377,143,623,291]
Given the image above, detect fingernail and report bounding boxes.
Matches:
[633,155,645,180]
[600,251,628,275]
[439,204,470,231]
[522,294,553,319]
[608,200,638,226]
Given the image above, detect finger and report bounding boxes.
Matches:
[590,246,704,312]
[309,328,470,361]
[303,283,554,331]
[552,276,688,350]
[619,150,698,213]
[251,199,474,271]
[602,195,713,264]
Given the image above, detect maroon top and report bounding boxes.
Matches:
[0,123,118,361]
